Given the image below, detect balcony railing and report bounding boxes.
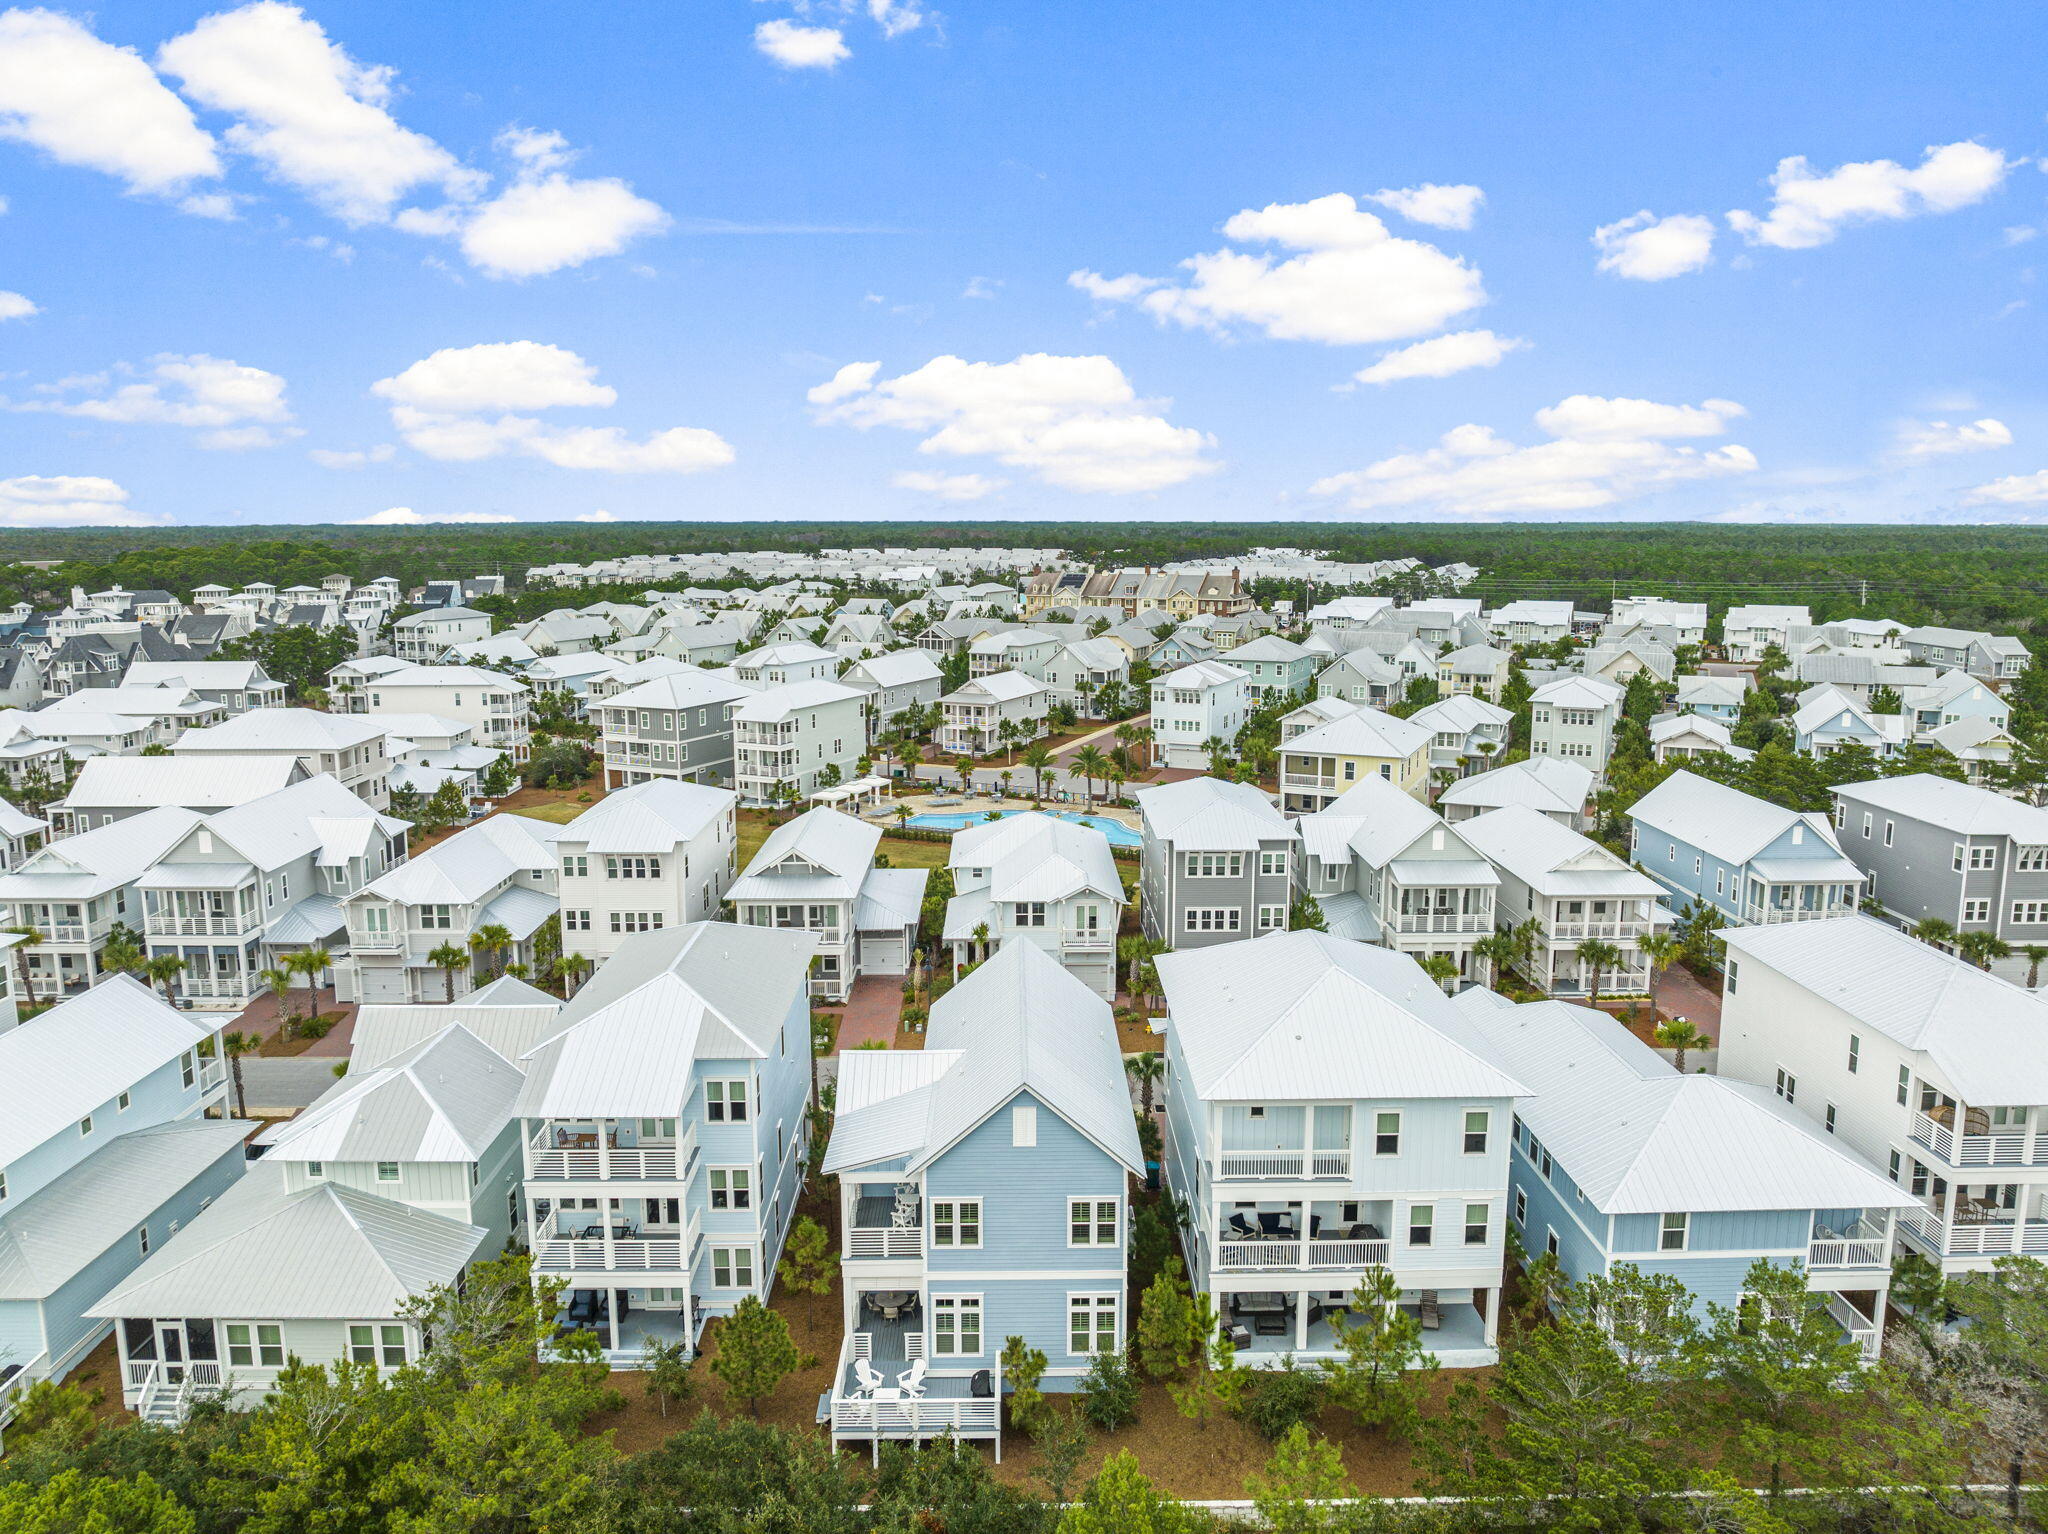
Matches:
[1215,1237,1390,1270]
[827,1337,1000,1441]
[0,1349,49,1430]
[1742,904,1850,925]
[526,1124,694,1181]
[349,931,406,951]
[1216,1149,1352,1179]
[1281,772,1338,790]
[1392,911,1490,934]
[845,1226,924,1259]
[1807,1218,1889,1268]
[146,914,255,937]
[29,923,87,943]
[1900,1207,2048,1257]
[1062,932,1113,951]
[1549,920,1651,941]
[532,1211,695,1274]
[1910,1111,2046,1167]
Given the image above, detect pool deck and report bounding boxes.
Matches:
[902,806,1143,847]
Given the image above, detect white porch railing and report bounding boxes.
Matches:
[526,1124,692,1181]
[1281,773,1338,790]
[1807,1218,1889,1268]
[827,1337,1001,1444]
[845,1226,923,1259]
[1824,1292,1881,1362]
[0,1349,49,1433]
[1909,1111,2043,1167]
[1062,933,1113,952]
[532,1212,691,1273]
[1392,911,1489,934]
[1743,904,1849,924]
[1550,920,1651,940]
[127,1360,225,1424]
[146,914,256,936]
[1214,1238,1390,1270]
[1899,1206,2048,1257]
[1216,1150,1351,1179]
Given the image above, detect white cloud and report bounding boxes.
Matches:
[1366,183,1484,230]
[352,506,517,524]
[372,341,733,474]
[1891,417,2012,463]
[453,169,668,279]
[1728,140,2013,250]
[1310,394,1757,516]
[1593,210,1716,280]
[1069,192,1484,346]
[893,469,1002,501]
[0,473,167,526]
[1348,329,1526,387]
[309,443,395,468]
[812,352,1218,493]
[962,275,999,300]
[575,509,617,522]
[867,0,927,38]
[755,19,849,69]
[0,9,221,196]
[0,290,36,321]
[15,353,295,447]
[1965,470,2048,506]
[156,1,480,225]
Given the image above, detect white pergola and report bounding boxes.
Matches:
[808,775,891,810]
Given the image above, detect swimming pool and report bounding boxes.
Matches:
[903,808,1144,848]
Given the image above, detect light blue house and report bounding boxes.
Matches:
[824,940,1143,1459]
[0,977,244,1436]
[514,921,817,1366]
[1790,687,1905,758]
[1225,635,1322,703]
[1453,989,1914,1358]
[1628,769,1863,925]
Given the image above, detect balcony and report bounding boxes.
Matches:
[1215,1237,1390,1271]
[1549,919,1651,941]
[526,1123,695,1182]
[1741,903,1851,925]
[349,931,406,952]
[1899,1206,2048,1257]
[828,1317,999,1446]
[1281,772,1339,791]
[532,1210,697,1274]
[1807,1217,1889,1268]
[1910,1110,2046,1168]
[1392,911,1490,935]
[1216,1149,1352,1179]
[28,922,87,943]
[146,914,255,937]
[1062,931,1113,952]
[1824,1293,1882,1363]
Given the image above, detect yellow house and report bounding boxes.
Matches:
[1277,706,1433,812]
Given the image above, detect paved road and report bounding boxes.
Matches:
[240,1056,346,1114]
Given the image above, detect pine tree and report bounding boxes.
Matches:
[709,1295,806,1417]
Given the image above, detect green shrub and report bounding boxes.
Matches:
[1076,1348,1139,1431]
[1236,1355,1329,1441]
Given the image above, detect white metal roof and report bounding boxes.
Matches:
[260,1023,522,1163]
[1154,660,1249,691]
[844,649,942,688]
[1832,773,2048,840]
[853,866,929,932]
[175,708,389,753]
[60,754,305,811]
[947,668,1048,704]
[1280,706,1431,762]
[1723,915,2048,1104]
[1407,694,1511,734]
[359,813,569,906]
[1136,775,1292,852]
[350,1002,561,1074]
[731,679,865,722]
[1158,931,1528,1102]
[730,805,880,902]
[950,811,1123,903]
[825,942,1144,1177]
[1628,769,1841,865]
[557,778,735,853]
[1453,991,1914,1216]
[1530,674,1624,708]
[87,1174,486,1321]
[0,804,204,901]
[1460,805,1665,898]
[606,669,758,712]
[1436,756,1593,816]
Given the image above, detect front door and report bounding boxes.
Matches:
[156,1322,186,1383]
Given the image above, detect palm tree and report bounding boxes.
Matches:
[1957,929,2013,971]
[4,926,40,1009]
[1019,742,1055,803]
[1652,1015,1712,1073]
[98,930,146,978]
[427,942,470,1003]
[1125,1052,1165,1117]
[219,1028,260,1117]
[893,802,912,830]
[997,717,1020,762]
[970,920,992,964]
[1418,952,1462,994]
[1072,745,1110,805]
[551,951,594,998]
[1103,760,1128,805]
[1472,930,1520,988]
[955,756,975,794]
[290,945,332,1029]
[1202,736,1231,776]
[143,953,186,1007]
[468,923,515,984]
[1635,929,1682,1015]
[1912,916,1957,949]
[1575,938,1623,1007]
[2023,945,2048,989]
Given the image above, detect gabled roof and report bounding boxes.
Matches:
[350,1000,562,1073]
[740,641,838,667]
[1136,776,1292,851]
[1280,705,1430,761]
[1160,932,1527,1102]
[0,1118,248,1300]
[62,754,305,811]
[1628,769,1841,864]
[1408,694,1511,733]
[1723,915,2048,1104]
[824,942,1143,1177]
[358,813,569,906]
[514,923,816,1116]
[195,775,404,875]
[1226,634,1312,664]
[259,1023,521,1163]
[730,806,880,902]
[1460,806,1664,898]
[731,679,865,722]
[606,669,757,712]
[1303,775,1494,880]
[0,976,218,1164]
[1154,660,1248,690]
[1453,992,1914,1216]
[176,708,388,753]
[558,779,735,852]
[1649,711,1733,746]
[370,665,529,692]
[88,1174,486,1321]
[948,669,1047,704]
[1833,773,2048,839]
[1530,674,1624,708]
[844,649,942,688]
[0,804,203,901]
[950,811,1122,903]
[1436,755,1593,816]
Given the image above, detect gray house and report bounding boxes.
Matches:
[598,671,756,791]
[1137,777,1297,948]
[1831,773,2048,985]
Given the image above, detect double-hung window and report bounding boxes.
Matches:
[1068,1294,1118,1355]
[1847,1035,1861,1073]
[707,1080,749,1122]
[227,1323,284,1367]
[1462,1109,1489,1154]
[1185,852,1242,878]
[1775,1068,1796,1105]
[1258,850,1288,877]
[1464,1203,1489,1245]
[349,1324,408,1366]
[711,1247,754,1288]
[1407,1204,1434,1246]
[419,904,452,929]
[1184,907,1241,933]
[710,1168,752,1209]
[931,1198,982,1248]
[1069,1198,1118,1246]
[1660,1212,1688,1251]
[563,855,588,878]
[1374,1111,1401,1155]
[1012,902,1046,927]
[933,1296,982,1355]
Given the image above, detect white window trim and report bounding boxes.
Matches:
[930,1195,984,1250]
[931,1294,985,1357]
[1067,1195,1120,1248]
[1065,1291,1121,1357]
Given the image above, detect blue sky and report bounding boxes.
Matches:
[1,0,2046,528]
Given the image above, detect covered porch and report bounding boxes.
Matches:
[1219,1286,1498,1369]
[825,1288,1000,1461]
[550,1285,696,1365]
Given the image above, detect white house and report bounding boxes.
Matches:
[1150,661,1251,770]
[937,671,1049,757]
[1722,605,1812,663]
[1528,675,1624,780]
[1435,756,1595,830]
[393,607,493,663]
[174,709,393,811]
[554,781,740,966]
[357,666,533,764]
[943,812,1123,998]
[730,806,927,1002]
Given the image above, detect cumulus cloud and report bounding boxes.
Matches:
[1069,192,1484,347]
[0,473,168,526]
[1729,141,2013,250]
[0,8,221,197]
[353,506,517,524]
[1348,329,1526,387]
[812,352,1217,494]
[14,353,295,448]
[893,469,1002,501]
[754,20,849,69]
[1891,417,2012,463]
[1965,470,2048,506]
[450,165,668,280]
[0,290,36,321]
[372,341,733,474]
[1310,394,1757,516]
[1593,210,1716,280]
[156,2,480,225]
[1366,183,1484,230]
[309,443,396,468]
[574,509,617,522]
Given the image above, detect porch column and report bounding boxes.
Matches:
[1480,1286,1499,1345]
[1294,1289,1310,1351]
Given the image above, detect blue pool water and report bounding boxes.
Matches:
[904,809,1143,848]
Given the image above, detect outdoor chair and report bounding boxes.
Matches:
[901,1358,929,1397]
[854,1358,885,1395]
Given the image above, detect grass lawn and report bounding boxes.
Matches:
[736,809,953,872]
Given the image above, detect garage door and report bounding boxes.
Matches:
[861,933,907,975]
[1065,958,1114,1000]
[358,965,412,1003]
